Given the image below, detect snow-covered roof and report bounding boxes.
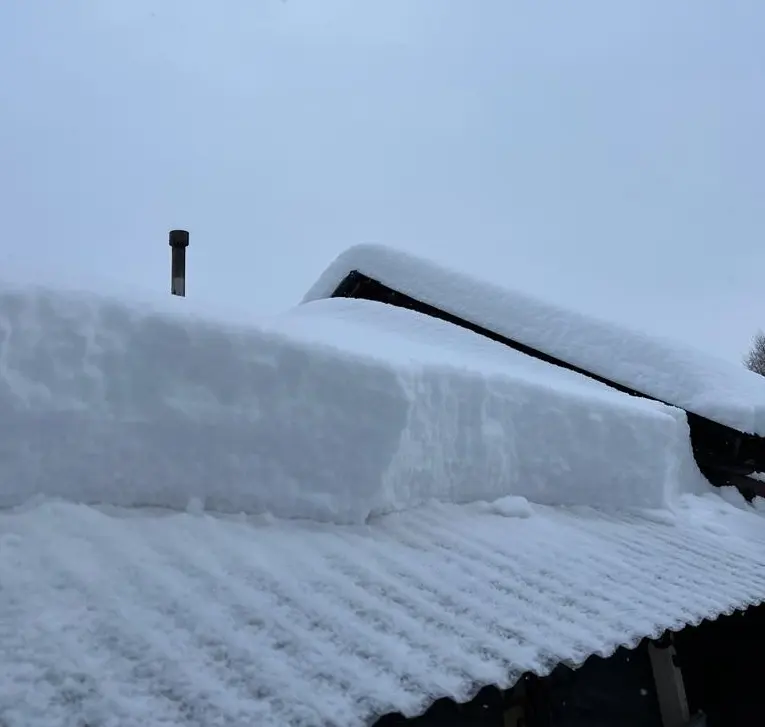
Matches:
[0,285,705,522]
[4,493,765,727]
[3,276,765,726]
[304,245,765,436]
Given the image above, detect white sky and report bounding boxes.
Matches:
[1,1,763,362]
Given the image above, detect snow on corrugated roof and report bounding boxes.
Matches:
[0,285,704,521]
[3,493,765,727]
[303,244,765,436]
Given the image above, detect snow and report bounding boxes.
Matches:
[0,283,707,523]
[484,495,534,518]
[0,256,763,727]
[304,244,765,436]
[2,493,765,727]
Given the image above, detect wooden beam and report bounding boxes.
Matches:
[649,636,690,727]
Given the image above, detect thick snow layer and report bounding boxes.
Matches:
[304,244,765,435]
[274,298,708,513]
[0,284,706,520]
[2,493,765,727]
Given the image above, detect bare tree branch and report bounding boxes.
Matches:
[744,331,765,376]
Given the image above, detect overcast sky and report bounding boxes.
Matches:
[2,1,763,361]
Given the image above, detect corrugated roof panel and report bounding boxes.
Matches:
[2,494,765,727]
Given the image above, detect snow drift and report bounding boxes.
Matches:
[0,283,705,522]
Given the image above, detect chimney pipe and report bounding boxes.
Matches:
[169,229,189,296]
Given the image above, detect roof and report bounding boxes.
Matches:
[303,244,765,436]
[4,492,765,727]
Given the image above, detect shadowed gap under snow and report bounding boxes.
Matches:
[0,284,707,523]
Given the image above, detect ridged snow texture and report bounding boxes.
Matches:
[3,494,765,727]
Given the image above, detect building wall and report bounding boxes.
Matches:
[675,602,765,727]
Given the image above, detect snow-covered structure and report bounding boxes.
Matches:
[4,493,765,726]
[3,246,765,726]
[0,283,707,519]
[306,244,765,498]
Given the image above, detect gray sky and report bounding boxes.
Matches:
[2,1,763,362]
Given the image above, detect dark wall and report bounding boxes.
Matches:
[675,603,765,727]
[374,686,506,727]
[529,644,663,727]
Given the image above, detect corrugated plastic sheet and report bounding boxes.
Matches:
[2,493,765,727]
